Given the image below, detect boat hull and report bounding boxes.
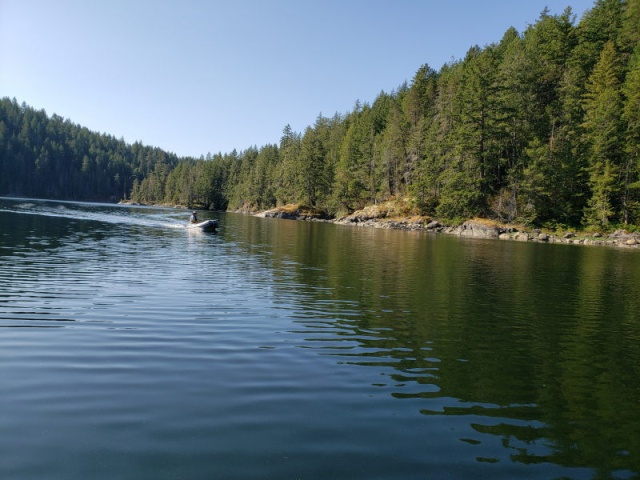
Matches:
[189,219,218,232]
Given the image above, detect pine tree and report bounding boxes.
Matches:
[620,0,640,56]
[403,65,437,193]
[431,61,484,220]
[456,45,501,197]
[381,98,407,198]
[275,125,302,206]
[582,41,625,227]
[300,125,326,207]
[621,45,640,224]
[333,104,376,211]
[511,8,584,226]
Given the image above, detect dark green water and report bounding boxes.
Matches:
[1,197,639,479]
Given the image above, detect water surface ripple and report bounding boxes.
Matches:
[1,198,639,479]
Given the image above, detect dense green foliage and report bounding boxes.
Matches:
[1,0,639,228]
[0,98,180,202]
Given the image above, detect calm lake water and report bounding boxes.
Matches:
[1,197,639,480]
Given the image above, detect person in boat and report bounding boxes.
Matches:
[189,211,198,224]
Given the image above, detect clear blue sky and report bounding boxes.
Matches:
[1,0,597,158]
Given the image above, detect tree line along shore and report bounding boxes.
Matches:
[254,201,640,249]
[1,0,639,243]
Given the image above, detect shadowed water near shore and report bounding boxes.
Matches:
[1,198,639,479]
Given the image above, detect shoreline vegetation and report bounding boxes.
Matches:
[120,198,640,249]
[251,201,640,249]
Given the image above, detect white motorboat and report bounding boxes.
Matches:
[188,219,218,232]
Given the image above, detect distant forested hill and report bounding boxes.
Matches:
[0,97,180,202]
[2,0,639,229]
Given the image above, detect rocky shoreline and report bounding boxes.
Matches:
[121,200,639,249]
[257,205,640,249]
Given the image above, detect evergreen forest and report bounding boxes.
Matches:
[1,0,640,230]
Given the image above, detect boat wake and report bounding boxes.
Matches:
[0,198,191,230]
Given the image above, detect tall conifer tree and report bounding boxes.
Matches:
[582,40,624,226]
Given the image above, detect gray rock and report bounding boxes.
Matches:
[455,220,501,238]
[265,211,298,220]
[611,229,630,238]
